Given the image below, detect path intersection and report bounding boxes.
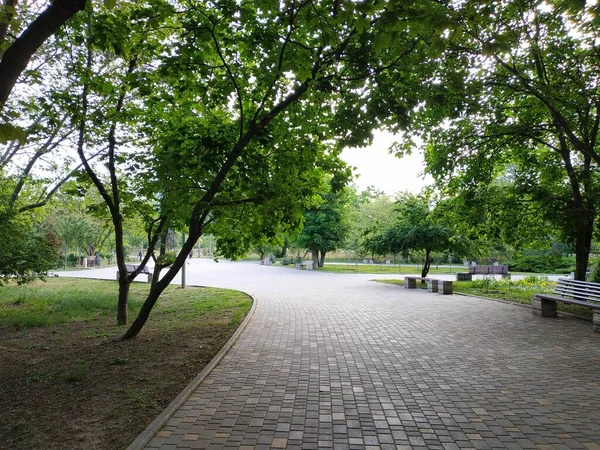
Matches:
[67,260,600,449]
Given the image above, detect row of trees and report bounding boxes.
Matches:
[2,0,599,338]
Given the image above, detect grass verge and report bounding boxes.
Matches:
[0,278,252,450]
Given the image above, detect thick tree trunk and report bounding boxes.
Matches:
[0,0,87,106]
[557,143,595,281]
[421,249,431,278]
[319,250,326,268]
[573,211,594,281]
[311,248,319,268]
[117,278,130,326]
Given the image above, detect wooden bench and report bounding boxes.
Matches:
[469,265,509,275]
[532,278,600,333]
[457,265,509,281]
[116,264,152,282]
[404,276,453,295]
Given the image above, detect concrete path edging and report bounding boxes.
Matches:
[126,288,258,450]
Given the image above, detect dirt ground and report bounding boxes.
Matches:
[0,308,249,450]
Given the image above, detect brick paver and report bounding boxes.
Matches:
[71,260,600,449]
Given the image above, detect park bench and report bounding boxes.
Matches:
[294,261,313,270]
[532,278,600,333]
[116,264,152,282]
[404,276,453,295]
[457,265,509,281]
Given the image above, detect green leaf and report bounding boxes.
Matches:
[104,0,117,10]
[0,123,26,145]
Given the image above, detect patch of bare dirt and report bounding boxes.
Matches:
[0,310,247,450]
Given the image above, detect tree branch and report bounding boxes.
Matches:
[0,0,87,107]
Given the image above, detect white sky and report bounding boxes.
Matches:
[340,130,433,196]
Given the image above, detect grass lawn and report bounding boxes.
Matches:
[374,276,593,318]
[0,278,251,450]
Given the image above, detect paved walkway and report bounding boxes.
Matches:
[64,260,600,449]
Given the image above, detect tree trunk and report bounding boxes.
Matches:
[421,249,431,278]
[117,277,130,326]
[151,228,169,287]
[573,209,594,281]
[311,248,319,268]
[123,225,202,340]
[557,142,595,281]
[319,250,326,268]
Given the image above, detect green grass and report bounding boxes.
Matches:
[0,278,251,330]
[451,276,555,304]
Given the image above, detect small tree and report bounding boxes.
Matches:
[297,184,349,268]
[365,194,460,278]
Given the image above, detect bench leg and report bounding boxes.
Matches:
[438,281,453,295]
[427,279,438,293]
[404,278,417,289]
[593,311,600,333]
[531,296,557,318]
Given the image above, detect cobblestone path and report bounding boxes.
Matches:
[69,260,600,449]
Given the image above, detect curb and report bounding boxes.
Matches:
[126,289,258,450]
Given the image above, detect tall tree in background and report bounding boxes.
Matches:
[297,182,350,268]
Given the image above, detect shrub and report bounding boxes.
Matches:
[508,252,574,274]
[588,260,600,283]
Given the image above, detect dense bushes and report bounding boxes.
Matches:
[508,252,574,274]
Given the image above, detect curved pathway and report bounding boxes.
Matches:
[64,260,600,449]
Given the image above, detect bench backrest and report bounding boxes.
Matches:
[125,264,150,274]
[468,265,508,274]
[554,278,600,302]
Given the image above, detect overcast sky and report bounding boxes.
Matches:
[340,130,433,196]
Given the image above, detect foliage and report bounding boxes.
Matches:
[296,182,351,267]
[0,208,59,285]
[508,251,575,274]
[399,0,600,281]
[363,194,467,277]
[346,186,396,257]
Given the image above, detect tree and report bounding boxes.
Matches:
[364,194,460,278]
[395,0,600,280]
[25,0,457,337]
[297,183,350,268]
[115,0,450,339]
[0,177,59,283]
[346,186,397,260]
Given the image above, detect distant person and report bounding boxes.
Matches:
[189,251,193,259]
[95,253,100,267]
[138,250,143,261]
